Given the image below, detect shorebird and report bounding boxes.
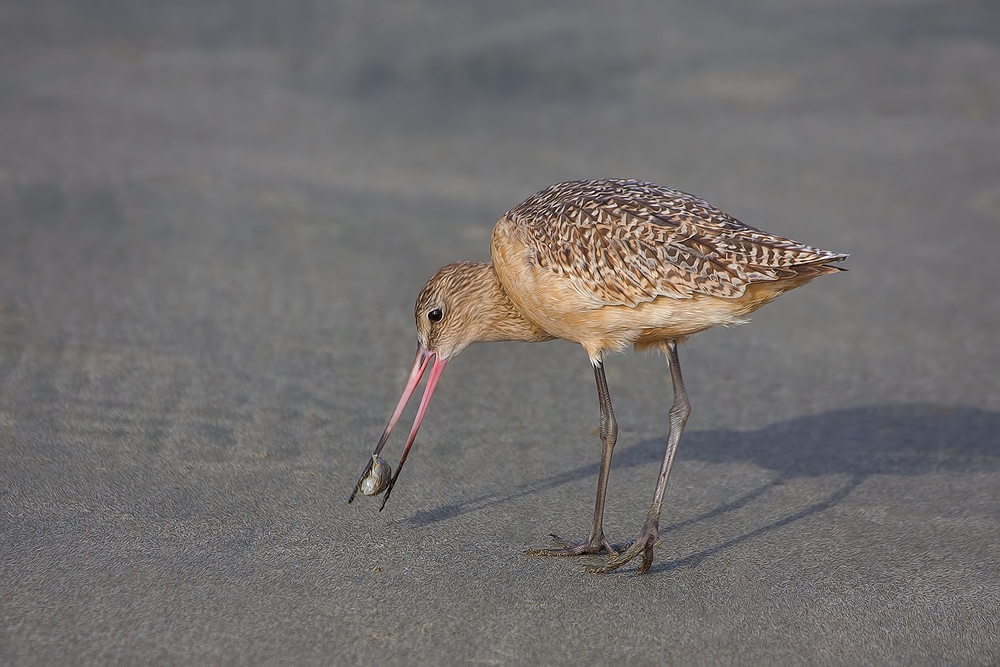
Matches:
[349,178,847,574]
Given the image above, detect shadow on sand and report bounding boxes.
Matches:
[406,404,1000,571]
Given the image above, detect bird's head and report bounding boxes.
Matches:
[413,261,492,361]
[348,261,492,510]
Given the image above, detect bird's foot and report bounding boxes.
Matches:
[524,532,619,557]
[588,518,659,575]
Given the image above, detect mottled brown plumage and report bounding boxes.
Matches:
[491,179,846,358]
[351,178,847,575]
[502,179,845,304]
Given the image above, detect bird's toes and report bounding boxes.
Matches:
[525,533,616,557]
[601,537,620,557]
[587,531,658,574]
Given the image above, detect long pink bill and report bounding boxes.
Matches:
[347,347,448,508]
[377,351,448,511]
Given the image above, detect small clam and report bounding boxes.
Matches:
[358,454,392,496]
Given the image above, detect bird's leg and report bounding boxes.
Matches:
[525,358,619,557]
[590,340,690,574]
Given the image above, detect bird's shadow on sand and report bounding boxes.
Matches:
[405,404,1000,572]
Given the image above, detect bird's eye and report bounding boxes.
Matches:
[427,308,443,322]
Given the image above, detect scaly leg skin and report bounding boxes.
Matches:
[592,514,661,574]
[525,532,618,557]
[525,358,620,558]
[590,340,690,575]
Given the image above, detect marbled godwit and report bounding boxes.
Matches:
[349,178,847,574]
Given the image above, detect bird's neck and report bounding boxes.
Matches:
[465,262,555,344]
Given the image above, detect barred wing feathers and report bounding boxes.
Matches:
[504,179,847,308]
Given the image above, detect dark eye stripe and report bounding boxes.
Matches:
[428,308,443,322]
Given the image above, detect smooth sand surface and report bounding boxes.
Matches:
[2,2,998,664]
